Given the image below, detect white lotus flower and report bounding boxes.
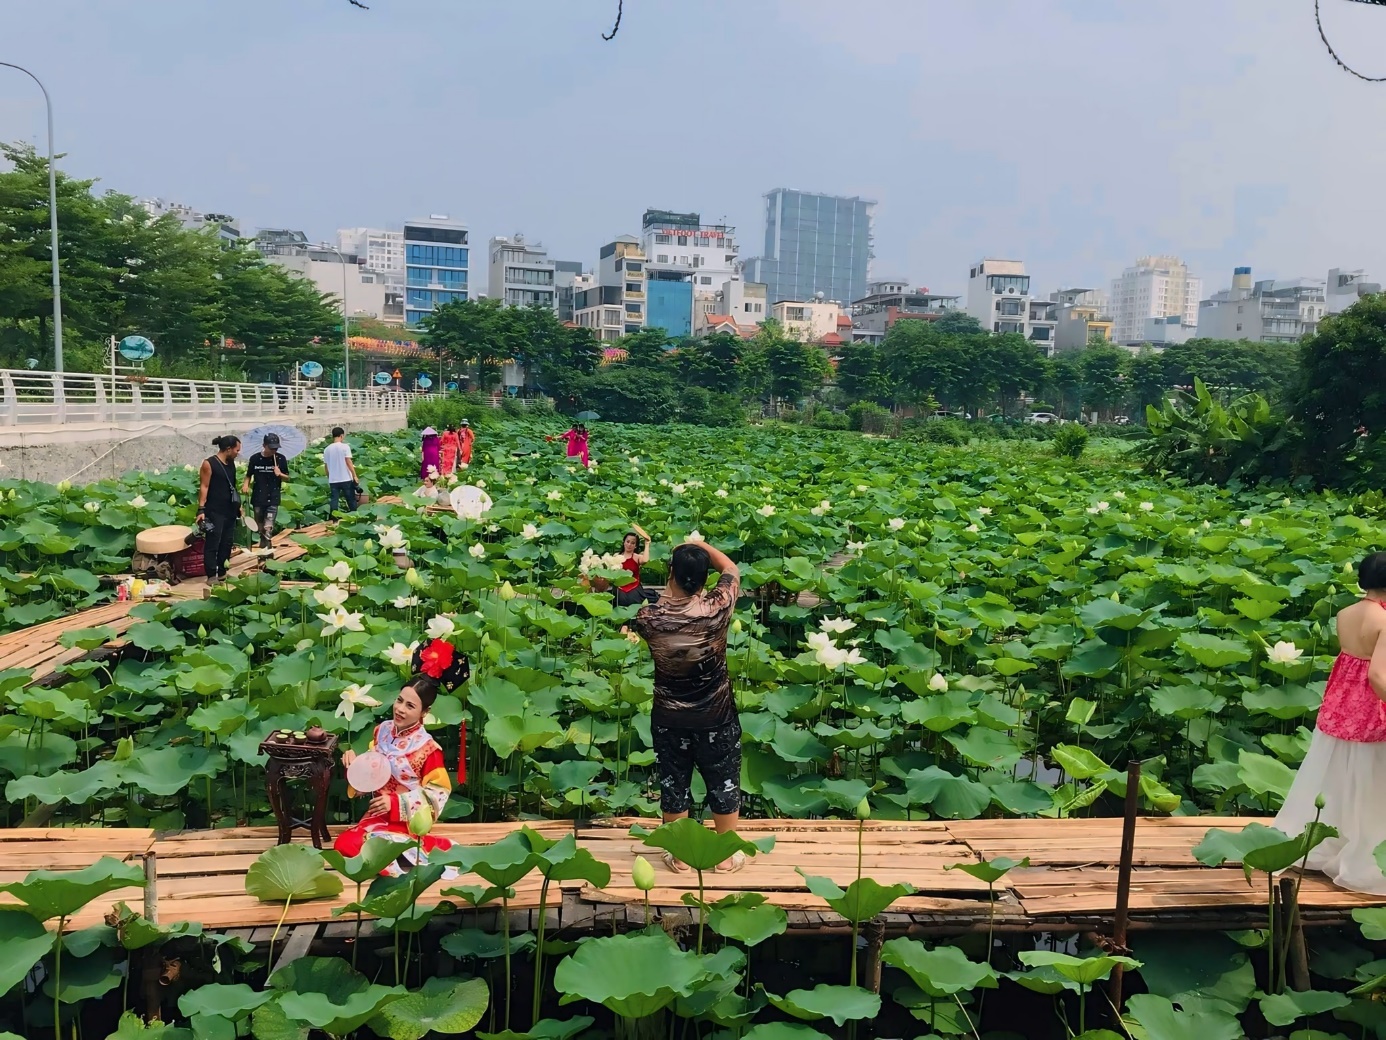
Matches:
[757,504,775,518]
[1095,501,1110,512]
[846,540,865,552]
[335,682,380,721]
[183,464,196,473]
[820,617,856,634]
[317,606,364,636]
[811,499,831,516]
[1139,502,1154,512]
[566,466,576,474]
[383,641,418,667]
[447,473,459,485]
[457,462,468,471]
[687,530,705,543]
[1267,640,1304,665]
[469,543,486,559]
[392,595,420,609]
[487,523,499,533]
[659,479,669,487]
[928,673,949,692]
[815,643,849,669]
[129,495,147,509]
[1113,491,1126,500]
[672,483,686,495]
[966,523,980,533]
[805,631,835,653]
[856,485,869,492]
[1086,507,1100,515]
[1283,498,1292,507]
[313,584,349,610]
[295,638,314,652]
[888,518,905,531]
[977,507,991,516]
[475,479,486,489]
[1240,517,1253,528]
[688,480,704,489]
[629,456,640,466]
[547,490,562,502]
[427,465,439,479]
[522,523,541,541]
[715,488,729,498]
[377,526,407,551]
[1203,520,1212,529]
[426,615,456,640]
[324,560,352,583]
[84,501,100,513]
[636,491,657,506]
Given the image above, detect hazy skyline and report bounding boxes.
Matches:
[5,0,1386,300]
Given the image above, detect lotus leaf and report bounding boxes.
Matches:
[1019,950,1139,986]
[244,844,343,903]
[637,818,774,872]
[1259,989,1351,1027]
[1123,993,1244,1040]
[764,984,881,1026]
[552,930,716,1019]
[475,1017,593,1040]
[0,857,144,921]
[708,892,788,945]
[880,938,997,997]
[0,908,56,994]
[371,976,489,1040]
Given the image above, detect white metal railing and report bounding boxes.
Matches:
[0,369,432,427]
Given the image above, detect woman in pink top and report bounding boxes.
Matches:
[1275,552,1386,893]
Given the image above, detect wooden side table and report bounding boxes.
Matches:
[260,732,339,849]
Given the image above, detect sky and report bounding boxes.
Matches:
[5,0,1386,300]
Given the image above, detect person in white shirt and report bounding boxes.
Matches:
[323,427,359,514]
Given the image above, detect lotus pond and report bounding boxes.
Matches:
[1,420,1385,1040]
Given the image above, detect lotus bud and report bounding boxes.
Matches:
[1111,591,1120,603]
[732,618,743,633]
[408,802,434,837]
[632,855,656,892]
[197,625,207,640]
[1314,793,1326,810]
[405,567,423,588]
[56,479,71,493]
[363,539,375,553]
[168,494,177,505]
[499,581,517,601]
[855,797,871,821]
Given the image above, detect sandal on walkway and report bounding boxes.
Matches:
[715,851,747,874]
[662,851,690,873]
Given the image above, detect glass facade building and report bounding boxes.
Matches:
[403,218,469,326]
[646,274,693,338]
[744,189,874,306]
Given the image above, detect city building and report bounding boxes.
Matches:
[848,281,960,342]
[743,189,875,308]
[966,259,1033,336]
[772,297,847,344]
[1109,256,1201,344]
[337,228,404,289]
[140,198,240,244]
[1131,314,1197,347]
[574,237,647,341]
[646,270,693,338]
[695,276,767,338]
[554,260,584,324]
[1051,288,1115,352]
[639,209,741,338]
[488,234,557,310]
[257,231,388,320]
[1028,299,1058,352]
[1198,267,1326,343]
[403,215,470,326]
[1327,267,1381,315]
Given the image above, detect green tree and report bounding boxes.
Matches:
[676,332,743,394]
[419,297,518,391]
[1292,295,1386,479]
[1044,352,1084,418]
[618,328,672,369]
[1077,344,1129,419]
[512,304,600,391]
[1126,349,1168,417]
[932,311,986,336]
[1161,338,1298,401]
[754,320,828,406]
[989,333,1046,415]
[881,321,960,407]
[834,342,888,403]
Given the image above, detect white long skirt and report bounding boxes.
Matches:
[1274,729,1386,895]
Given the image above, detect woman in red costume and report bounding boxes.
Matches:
[335,675,455,876]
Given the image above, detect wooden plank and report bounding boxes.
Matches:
[269,924,319,975]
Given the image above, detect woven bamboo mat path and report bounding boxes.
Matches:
[3,817,1383,934]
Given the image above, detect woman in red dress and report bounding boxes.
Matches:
[615,524,658,607]
[335,675,455,876]
[439,426,460,477]
[459,420,475,466]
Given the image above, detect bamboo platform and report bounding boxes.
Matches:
[3,817,1383,934]
[0,524,329,686]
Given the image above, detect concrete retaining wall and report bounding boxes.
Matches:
[0,413,409,484]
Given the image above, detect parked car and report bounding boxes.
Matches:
[1112,415,1132,426]
[1026,412,1060,424]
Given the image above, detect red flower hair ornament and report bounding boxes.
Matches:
[418,638,455,680]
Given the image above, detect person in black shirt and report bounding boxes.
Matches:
[241,433,290,551]
[197,435,242,583]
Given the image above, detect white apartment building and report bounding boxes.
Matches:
[338,228,404,282]
[695,277,767,337]
[640,209,739,298]
[488,234,557,310]
[966,259,1033,336]
[1109,256,1200,345]
[1199,267,1326,343]
[1327,267,1381,315]
[772,297,847,343]
[574,238,647,341]
[269,248,387,321]
[140,198,240,244]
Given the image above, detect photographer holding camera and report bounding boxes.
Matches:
[196,435,243,585]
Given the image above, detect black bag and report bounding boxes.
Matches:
[213,456,242,516]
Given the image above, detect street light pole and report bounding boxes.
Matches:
[1,62,64,372]
[315,243,351,389]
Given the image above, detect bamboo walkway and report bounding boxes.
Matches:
[2,817,1381,935]
[0,524,328,686]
